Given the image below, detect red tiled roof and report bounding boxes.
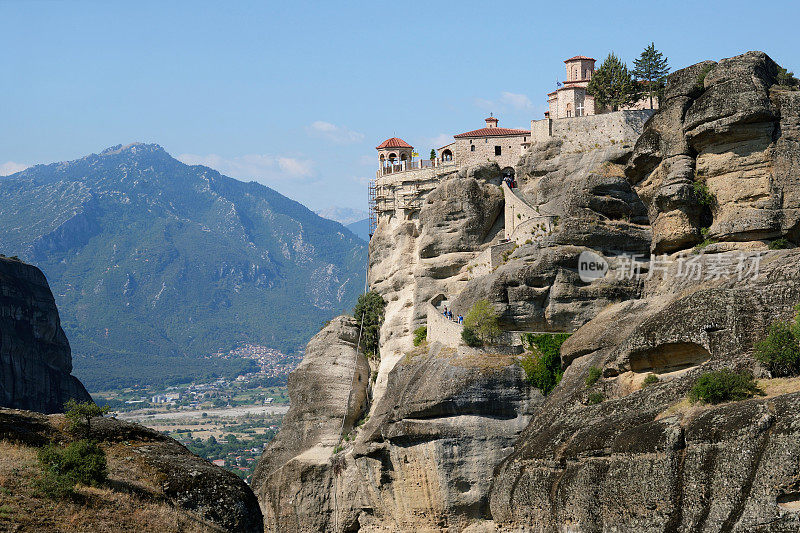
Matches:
[485,116,498,121]
[564,55,595,62]
[376,137,412,149]
[454,127,530,138]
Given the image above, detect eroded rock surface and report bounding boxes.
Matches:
[0,257,91,413]
[628,51,800,253]
[251,316,370,531]
[490,250,800,532]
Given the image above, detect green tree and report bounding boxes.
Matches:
[64,399,109,438]
[413,326,427,347]
[429,149,436,160]
[353,291,386,359]
[587,53,641,112]
[519,333,571,395]
[755,307,800,377]
[464,299,500,344]
[631,43,670,109]
[777,66,800,89]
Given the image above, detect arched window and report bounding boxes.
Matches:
[566,103,573,118]
[442,149,453,161]
[388,153,397,163]
[400,153,408,162]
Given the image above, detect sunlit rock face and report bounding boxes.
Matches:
[628,51,800,253]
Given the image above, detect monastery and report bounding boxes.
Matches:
[368,55,658,236]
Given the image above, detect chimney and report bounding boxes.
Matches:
[485,115,499,128]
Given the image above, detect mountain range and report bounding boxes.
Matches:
[0,143,367,390]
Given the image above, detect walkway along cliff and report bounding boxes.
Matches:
[252,51,800,532]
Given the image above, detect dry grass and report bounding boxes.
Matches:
[757,376,800,397]
[655,376,800,423]
[594,161,626,178]
[0,439,220,532]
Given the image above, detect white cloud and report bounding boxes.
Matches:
[0,161,29,176]
[307,121,365,144]
[474,91,534,112]
[500,92,533,109]
[428,133,454,148]
[473,98,495,111]
[176,153,314,184]
[277,157,313,177]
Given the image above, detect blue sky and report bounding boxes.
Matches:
[2,0,799,215]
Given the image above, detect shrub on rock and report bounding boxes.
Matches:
[689,370,762,404]
[413,326,427,347]
[755,310,800,377]
[461,327,482,347]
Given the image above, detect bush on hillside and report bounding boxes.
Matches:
[769,237,792,250]
[587,392,605,405]
[413,326,427,347]
[461,327,483,347]
[353,291,386,360]
[520,333,571,396]
[643,373,660,387]
[464,300,501,344]
[755,311,800,377]
[36,440,108,499]
[688,370,762,404]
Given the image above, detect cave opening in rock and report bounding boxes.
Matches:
[629,342,712,373]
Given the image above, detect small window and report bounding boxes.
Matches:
[495,146,502,156]
[470,145,475,152]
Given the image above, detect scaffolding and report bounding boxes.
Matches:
[368,179,377,238]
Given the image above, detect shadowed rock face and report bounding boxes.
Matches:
[490,251,800,531]
[627,51,800,253]
[0,257,91,413]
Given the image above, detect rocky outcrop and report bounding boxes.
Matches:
[256,51,800,532]
[628,51,800,253]
[489,249,800,531]
[368,164,504,399]
[251,316,370,531]
[254,338,540,532]
[0,257,91,413]
[450,127,650,332]
[0,407,263,532]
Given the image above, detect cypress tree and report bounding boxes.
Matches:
[632,43,670,109]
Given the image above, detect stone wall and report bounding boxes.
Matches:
[503,181,555,239]
[453,134,529,169]
[531,109,655,148]
[465,241,517,277]
[426,297,464,348]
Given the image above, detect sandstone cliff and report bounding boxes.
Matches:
[0,256,92,413]
[255,51,800,532]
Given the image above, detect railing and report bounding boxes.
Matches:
[376,158,456,177]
